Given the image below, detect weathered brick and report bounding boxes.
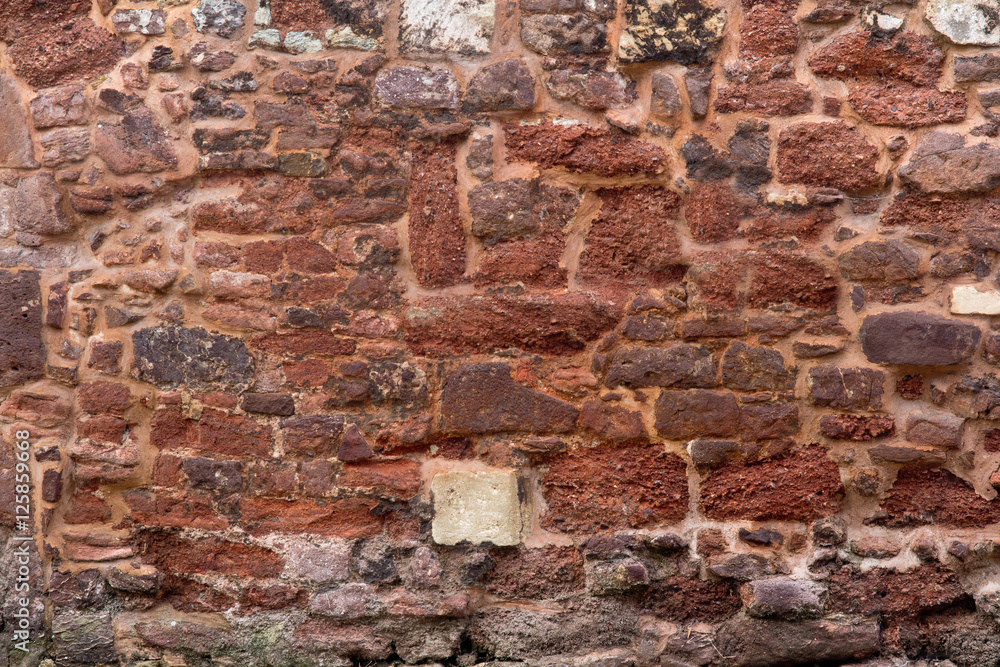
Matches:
[541,444,689,531]
[700,445,843,521]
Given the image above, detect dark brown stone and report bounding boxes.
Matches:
[240,393,295,416]
[721,342,795,391]
[859,312,981,366]
[739,404,798,441]
[578,400,647,443]
[715,616,879,667]
[440,363,578,434]
[654,389,739,439]
[0,271,45,388]
[131,326,254,390]
[464,60,536,112]
[337,424,374,461]
[807,366,885,410]
[819,415,895,441]
[605,344,716,389]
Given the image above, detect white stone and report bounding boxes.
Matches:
[926,0,1000,45]
[247,28,281,50]
[326,26,381,50]
[951,285,1000,314]
[431,471,521,546]
[399,0,495,55]
[284,31,323,54]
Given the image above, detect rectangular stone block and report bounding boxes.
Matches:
[431,470,521,546]
[0,270,44,387]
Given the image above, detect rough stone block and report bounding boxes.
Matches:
[431,471,522,546]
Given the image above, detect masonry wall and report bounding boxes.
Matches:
[2,0,1000,664]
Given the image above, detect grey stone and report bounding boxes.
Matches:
[192,0,247,37]
[926,0,1000,45]
[0,74,37,168]
[39,128,91,167]
[546,69,637,110]
[740,577,827,620]
[131,325,255,390]
[311,583,381,618]
[721,342,795,391]
[112,9,168,34]
[470,600,639,659]
[29,85,86,128]
[955,53,1000,82]
[520,13,608,56]
[651,72,681,116]
[619,0,726,65]
[286,543,351,584]
[859,311,981,366]
[838,240,921,283]
[373,65,460,110]
[52,612,116,664]
[904,410,964,448]
[899,132,1000,193]
[469,179,535,243]
[685,67,713,119]
[715,616,879,667]
[399,0,494,54]
[605,344,716,388]
[13,172,73,237]
[806,365,885,410]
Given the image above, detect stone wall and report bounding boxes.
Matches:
[2,0,1000,664]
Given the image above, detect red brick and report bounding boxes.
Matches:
[76,415,128,443]
[151,407,272,457]
[250,330,356,357]
[135,532,284,577]
[338,459,423,498]
[403,292,621,356]
[77,381,132,415]
[876,467,1000,528]
[240,497,385,538]
[684,182,748,243]
[809,30,944,87]
[408,142,466,288]
[827,565,968,617]
[578,187,686,288]
[700,445,843,521]
[63,492,112,524]
[504,121,669,177]
[847,82,966,128]
[541,444,689,532]
[123,490,229,530]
